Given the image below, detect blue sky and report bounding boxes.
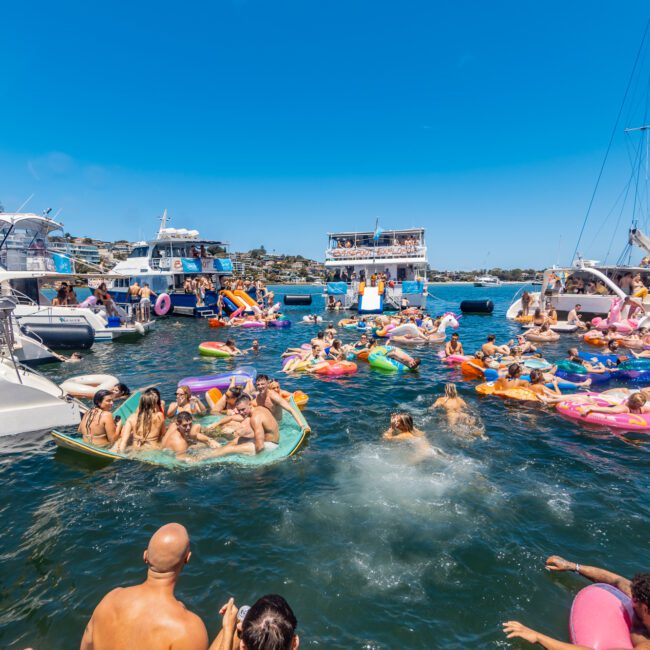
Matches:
[1,1,649,269]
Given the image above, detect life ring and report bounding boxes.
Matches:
[60,374,119,399]
[174,260,182,269]
[154,293,171,316]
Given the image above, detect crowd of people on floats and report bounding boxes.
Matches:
[65,272,650,650]
[78,373,303,461]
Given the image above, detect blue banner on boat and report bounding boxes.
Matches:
[213,258,233,272]
[181,258,202,273]
[327,282,348,295]
[52,253,73,274]
[402,280,424,295]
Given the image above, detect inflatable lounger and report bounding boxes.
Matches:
[51,396,310,467]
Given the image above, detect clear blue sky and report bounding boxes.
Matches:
[1,1,649,269]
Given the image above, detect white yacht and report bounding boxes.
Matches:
[0,212,152,343]
[109,210,233,317]
[473,275,502,287]
[507,255,650,324]
[0,298,83,436]
[324,227,428,312]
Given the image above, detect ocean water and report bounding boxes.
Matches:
[1,284,649,649]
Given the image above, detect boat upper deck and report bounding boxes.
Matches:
[325,228,427,266]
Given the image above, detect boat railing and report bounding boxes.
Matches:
[8,287,38,307]
[325,245,426,261]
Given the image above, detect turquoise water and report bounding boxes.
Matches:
[1,284,649,649]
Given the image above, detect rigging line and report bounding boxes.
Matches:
[607,167,637,263]
[590,170,636,254]
[572,19,650,263]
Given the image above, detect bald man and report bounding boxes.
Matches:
[80,523,218,650]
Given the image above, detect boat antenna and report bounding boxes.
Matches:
[158,208,169,237]
[15,194,35,213]
[572,19,650,264]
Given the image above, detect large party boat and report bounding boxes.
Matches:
[109,210,233,316]
[324,227,428,312]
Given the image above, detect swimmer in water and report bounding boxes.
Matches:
[383,412,447,458]
[444,332,464,357]
[78,390,117,447]
[430,383,485,438]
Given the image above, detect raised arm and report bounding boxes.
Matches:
[271,392,302,426]
[545,555,631,595]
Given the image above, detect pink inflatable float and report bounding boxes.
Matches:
[570,583,633,649]
[556,394,650,432]
[592,297,638,334]
[154,293,171,316]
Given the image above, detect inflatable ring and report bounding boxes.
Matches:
[198,342,233,358]
[60,374,119,399]
[240,321,266,328]
[570,584,633,649]
[208,318,227,328]
[154,293,171,316]
[179,367,257,393]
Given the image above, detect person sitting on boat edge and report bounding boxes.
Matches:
[201,396,280,457]
[214,593,300,650]
[567,303,588,330]
[161,412,219,456]
[80,523,221,650]
[503,555,650,649]
[78,390,117,447]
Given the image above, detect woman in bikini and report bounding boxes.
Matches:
[167,385,206,418]
[116,392,166,451]
[78,390,117,447]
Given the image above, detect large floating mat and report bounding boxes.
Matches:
[52,396,310,467]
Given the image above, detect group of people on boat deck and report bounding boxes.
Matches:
[80,522,300,650]
[77,374,302,459]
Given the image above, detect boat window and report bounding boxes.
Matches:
[172,245,186,257]
[152,244,169,258]
[128,246,149,258]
